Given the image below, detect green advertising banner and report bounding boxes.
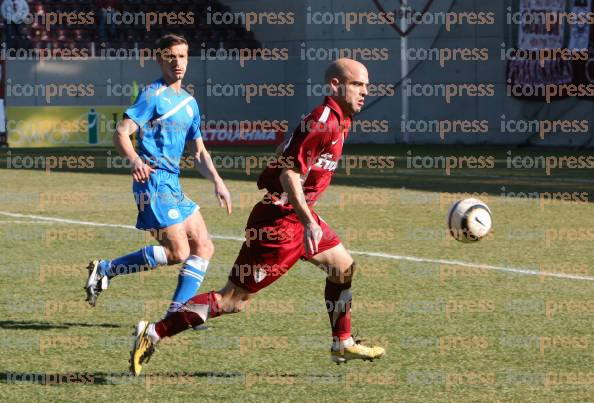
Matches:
[7,106,126,147]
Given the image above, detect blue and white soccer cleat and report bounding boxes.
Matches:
[84,260,109,307]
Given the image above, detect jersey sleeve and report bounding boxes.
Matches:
[124,87,156,128]
[282,119,329,175]
[186,101,202,141]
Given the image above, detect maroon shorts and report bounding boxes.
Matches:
[228,201,341,293]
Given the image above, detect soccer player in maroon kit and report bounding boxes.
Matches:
[130,58,385,375]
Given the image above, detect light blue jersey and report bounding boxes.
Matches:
[124,78,201,230]
[125,78,201,175]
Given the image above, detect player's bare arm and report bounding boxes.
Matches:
[279,167,322,255]
[188,137,232,215]
[113,118,155,184]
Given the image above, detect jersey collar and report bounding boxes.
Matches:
[157,77,184,97]
[324,96,351,129]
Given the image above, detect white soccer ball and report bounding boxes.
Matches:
[446,198,492,242]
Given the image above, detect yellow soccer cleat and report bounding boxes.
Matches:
[331,339,385,364]
[129,321,156,376]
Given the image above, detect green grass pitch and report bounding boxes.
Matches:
[1,145,594,402]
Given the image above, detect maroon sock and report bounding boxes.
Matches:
[325,279,352,341]
[155,291,221,338]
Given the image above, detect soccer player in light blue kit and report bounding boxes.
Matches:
[85,34,232,317]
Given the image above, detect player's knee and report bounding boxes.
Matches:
[219,295,249,314]
[199,239,215,260]
[329,261,356,284]
[346,261,356,279]
[218,282,252,313]
[340,261,356,282]
[168,245,190,264]
[190,238,214,260]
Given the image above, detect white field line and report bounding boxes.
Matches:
[0,220,55,224]
[1,210,593,282]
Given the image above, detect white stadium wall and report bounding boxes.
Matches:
[222,0,594,147]
[5,0,594,146]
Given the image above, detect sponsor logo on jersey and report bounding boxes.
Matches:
[314,153,338,171]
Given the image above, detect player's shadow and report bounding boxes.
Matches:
[0,371,247,385]
[94,371,248,385]
[0,320,121,330]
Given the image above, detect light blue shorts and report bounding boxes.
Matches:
[133,169,198,231]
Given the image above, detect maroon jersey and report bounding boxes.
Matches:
[257,96,351,211]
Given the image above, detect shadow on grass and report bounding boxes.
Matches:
[0,320,121,330]
[0,370,317,385]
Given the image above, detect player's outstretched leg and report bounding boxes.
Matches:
[309,243,385,364]
[129,281,251,375]
[86,211,213,309]
[85,245,168,306]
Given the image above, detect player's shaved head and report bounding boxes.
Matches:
[325,58,369,116]
[324,58,367,84]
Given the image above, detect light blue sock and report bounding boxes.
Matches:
[99,245,168,278]
[167,255,209,315]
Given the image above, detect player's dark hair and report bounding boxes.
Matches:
[155,33,188,54]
